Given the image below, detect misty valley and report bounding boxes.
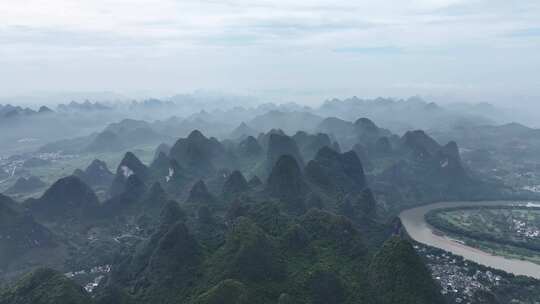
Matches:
[3,0,540,301]
[0,97,540,304]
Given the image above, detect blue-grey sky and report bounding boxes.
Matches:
[0,0,539,105]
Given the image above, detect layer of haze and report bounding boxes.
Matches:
[0,0,539,105]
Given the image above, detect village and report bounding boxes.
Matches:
[415,244,509,304]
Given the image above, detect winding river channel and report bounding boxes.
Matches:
[399,201,540,279]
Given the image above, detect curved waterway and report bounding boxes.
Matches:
[399,201,540,279]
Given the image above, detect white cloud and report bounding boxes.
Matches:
[0,0,539,102]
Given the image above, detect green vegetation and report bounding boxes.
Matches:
[93,196,442,304]
[0,144,156,200]
[0,268,92,304]
[193,280,248,304]
[0,124,515,303]
[369,237,445,304]
[426,206,540,264]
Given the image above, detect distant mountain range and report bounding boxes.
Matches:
[1,126,451,303]
[0,104,53,121]
[57,101,111,112]
[1,104,537,303]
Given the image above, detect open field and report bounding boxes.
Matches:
[0,144,156,200]
[426,206,540,265]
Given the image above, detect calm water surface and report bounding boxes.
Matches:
[399,201,540,279]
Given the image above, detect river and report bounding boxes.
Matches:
[399,201,540,279]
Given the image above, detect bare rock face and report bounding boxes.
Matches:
[109,152,149,197]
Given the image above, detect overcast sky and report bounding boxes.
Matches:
[0,0,539,105]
